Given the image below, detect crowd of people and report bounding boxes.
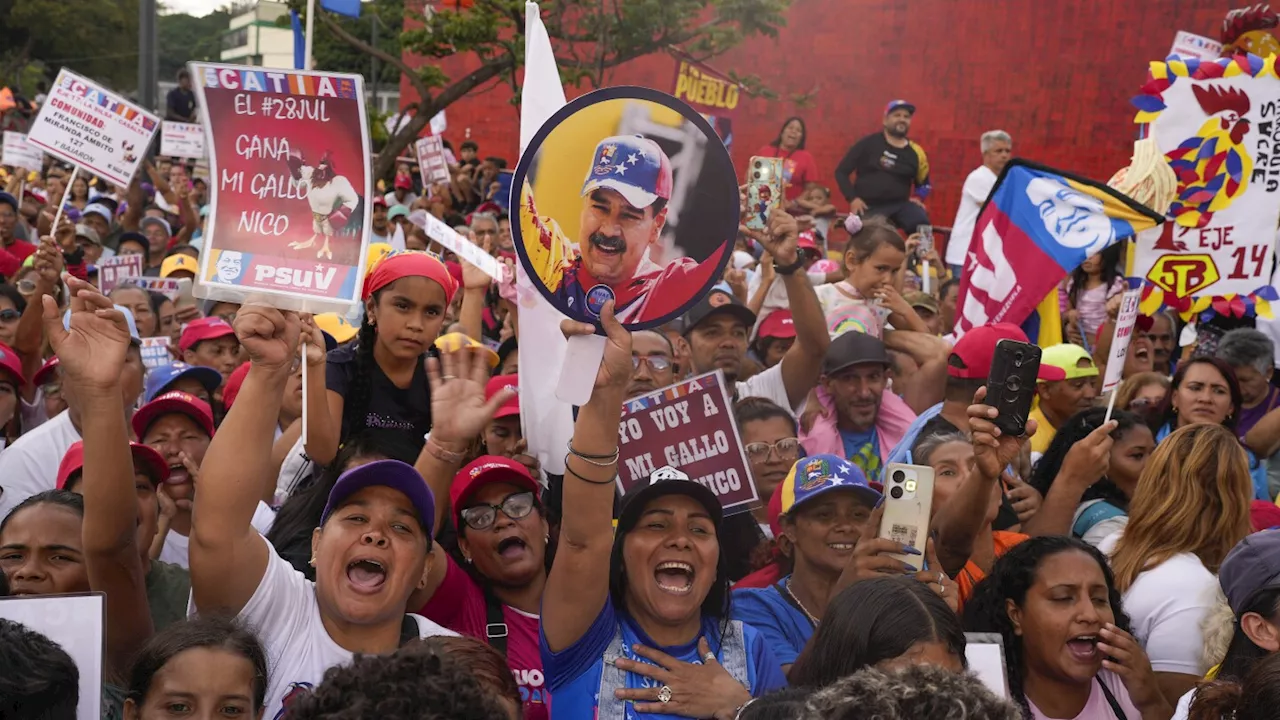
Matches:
[3,90,1280,720]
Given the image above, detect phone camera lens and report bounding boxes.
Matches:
[892,470,906,484]
[890,486,904,499]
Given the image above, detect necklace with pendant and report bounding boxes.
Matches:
[784,577,820,627]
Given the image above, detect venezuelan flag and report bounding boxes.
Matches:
[954,160,1165,339]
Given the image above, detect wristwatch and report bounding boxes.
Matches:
[772,256,806,276]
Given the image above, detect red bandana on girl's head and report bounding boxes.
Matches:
[363,250,459,304]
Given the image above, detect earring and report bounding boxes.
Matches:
[464,555,472,564]
[309,555,317,567]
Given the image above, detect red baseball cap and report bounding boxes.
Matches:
[450,456,540,520]
[222,362,251,409]
[0,342,25,386]
[758,311,796,340]
[132,391,216,439]
[797,231,820,256]
[33,356,59,387]
[948,323,1066,381]
[394,174,413,190]
[372,196,388,208]
[57,440,170,490]
[179,316,237,353]
[485,374,519,420]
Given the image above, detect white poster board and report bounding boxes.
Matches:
[26,68,160,187]
[1169,31,1223,62]
[0,593,105,719]
[141,336,173,369]
[1,131,44,170]
[1102,287,1142,393]
[160,121,206,159]
[964,633,1009,699]
[415,135,451,186]
[98,253,145,293]
[409,208,503,282]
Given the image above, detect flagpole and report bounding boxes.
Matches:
[304,0,316,71]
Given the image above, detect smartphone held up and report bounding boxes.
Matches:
[984,339,1043,437]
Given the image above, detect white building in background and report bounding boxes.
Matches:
[216,0,400,112]
[221,0,294,69]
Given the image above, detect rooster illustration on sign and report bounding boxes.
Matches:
[1164,84,1253,229]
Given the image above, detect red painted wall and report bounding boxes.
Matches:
[403,1,1231,234]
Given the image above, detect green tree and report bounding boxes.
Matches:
[289,0,403,87]
[295,0,788,180]
[158,6,238,82]
[0,0,139,92]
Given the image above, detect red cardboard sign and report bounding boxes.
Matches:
[617,370,759,514]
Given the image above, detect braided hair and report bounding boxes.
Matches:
[340,299,380,438]
[962,536,1131,719]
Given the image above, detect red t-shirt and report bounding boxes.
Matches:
[419,557,549,720]
[755,146,820,201]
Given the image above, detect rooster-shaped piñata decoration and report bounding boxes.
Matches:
[1165,84,1253,228]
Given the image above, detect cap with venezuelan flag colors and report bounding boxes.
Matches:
[778,454,881,516]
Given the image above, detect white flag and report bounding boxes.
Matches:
[517,0,573,476]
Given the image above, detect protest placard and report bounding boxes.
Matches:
[1102,286,1142,394]
[189,63,371,313]
[26,68,159,187]
[117,276,187,302]
[98,254,144,293]
[415,135,450,186]
[161,121,206,158]
[410,209,504,283]
[0,593,104,719]
[1,131,43,170]
[617,370,758,514]
[1130,55,1280,306]
[513,86,737,329]
[1169,31,1223,62]
[141,336,174,370]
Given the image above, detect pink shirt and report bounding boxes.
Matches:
[1028,671,1141,720]
[419,557,548,720]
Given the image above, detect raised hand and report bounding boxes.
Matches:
[1005,474,1044,524]
[426,343,514,447]
[233,304,301,373]
[758,208,799,266]
[558,300,633,392]
[43,274,131,390]
[968,386,1037,480]
[298,314,326,368]
[1057,420,1117,489]
[462,232,494,290]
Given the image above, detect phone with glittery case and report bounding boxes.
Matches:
[878,463,935,571]
[746,156,784,231]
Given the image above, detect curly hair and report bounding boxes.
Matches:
[789,576,965,688]
[962,535,1131,719]
[0,618,79,720]
[798,664,1021,720]
[283,639,511,720]
[1028,407,1146,512]
[418,636,521,712]
[126,616,267,712]
[737,687,812,720]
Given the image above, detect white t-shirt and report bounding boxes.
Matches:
[946,165,997,267]
[208,543,457,717]
[159,502,278,568]
[735,362,802,414]
[0,412,80,520]
[1098,531,1218,676]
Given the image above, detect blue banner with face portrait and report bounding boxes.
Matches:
[953,160,1166,338]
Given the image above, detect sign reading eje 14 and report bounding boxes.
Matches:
[617,370,758,515]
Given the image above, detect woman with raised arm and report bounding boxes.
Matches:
[540,302,786,720]
[188,306,455,718]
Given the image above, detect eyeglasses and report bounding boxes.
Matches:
[459,491,536,531]
[0,309,19,322]
[632,355,672,372]
[744,438,800,461]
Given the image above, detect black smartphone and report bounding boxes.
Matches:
[985,339,1042,437]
